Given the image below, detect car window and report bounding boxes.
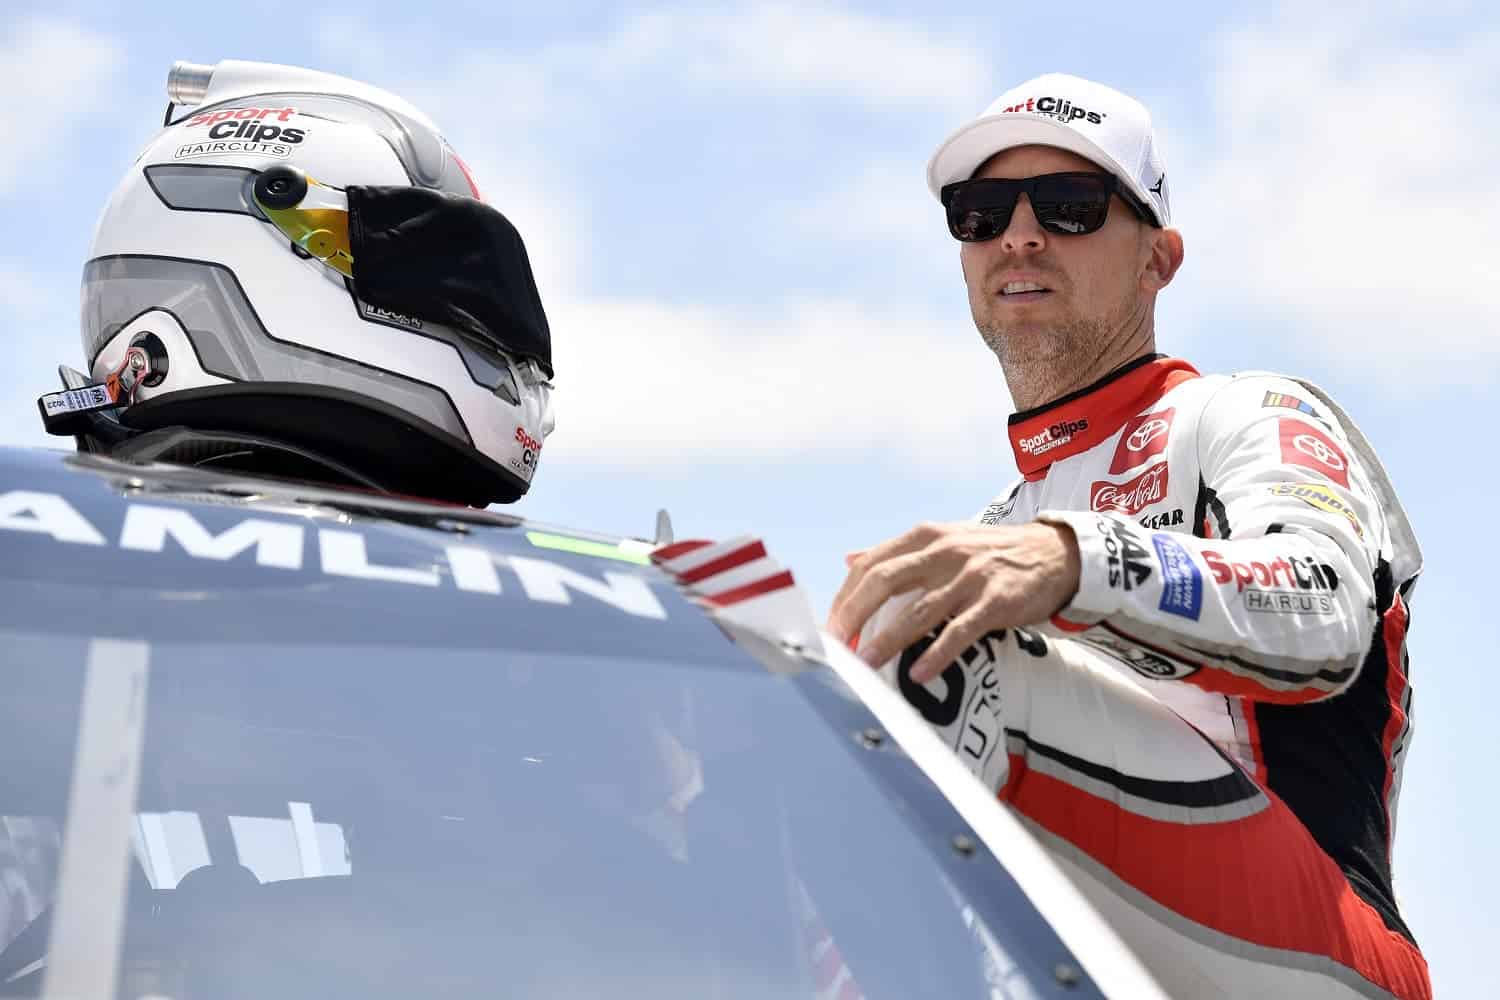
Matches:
[0,633,1075,999]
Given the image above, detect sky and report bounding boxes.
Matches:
[1,0,1496,993]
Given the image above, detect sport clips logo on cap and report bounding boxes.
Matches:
[999,96,1107,126]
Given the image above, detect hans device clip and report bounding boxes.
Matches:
[39,335,167,435]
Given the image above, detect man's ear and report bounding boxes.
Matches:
[1142,227,1185,292]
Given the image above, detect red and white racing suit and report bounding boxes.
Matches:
[871,355,1429,998]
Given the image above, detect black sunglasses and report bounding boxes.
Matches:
[940,171,1159,242]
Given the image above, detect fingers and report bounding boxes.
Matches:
[827,523,948,641]
[828,548,943,646]
[828,522,1072,684]
[829,525,932,620]
[856,576,975,668]
[907,598,997,684]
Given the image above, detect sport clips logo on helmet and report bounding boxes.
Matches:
[1000,96,1107,125]
[514,427,543,470]
[174,107,308,161]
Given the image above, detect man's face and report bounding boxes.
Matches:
[959,144,1155,370]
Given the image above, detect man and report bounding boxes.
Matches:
[827,73,1430,999]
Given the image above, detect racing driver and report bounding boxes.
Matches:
[827,73,1430,999]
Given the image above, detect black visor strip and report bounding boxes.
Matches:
[348,186,553,377]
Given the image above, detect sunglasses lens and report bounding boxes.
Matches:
[950,207,1008,242]
[1030,175,1111,235]
[944,181,1019,242]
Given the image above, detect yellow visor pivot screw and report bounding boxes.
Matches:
[253,164,308,209]
[252,165,355,278]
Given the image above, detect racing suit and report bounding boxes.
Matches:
[872,354,1429,998]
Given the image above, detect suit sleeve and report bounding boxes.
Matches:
[1037,376,1387,705]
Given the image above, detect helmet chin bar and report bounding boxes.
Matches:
[116,383,532,506]
[108,425,389,493]
[40,374,532,506]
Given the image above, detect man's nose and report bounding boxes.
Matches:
[999,194,1047,254]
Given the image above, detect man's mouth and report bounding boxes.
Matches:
[999,280,1052,303]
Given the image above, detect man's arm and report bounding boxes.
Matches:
[829,375,1395,703]
[1041,375,1388,705]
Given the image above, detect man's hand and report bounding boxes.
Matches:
[826,521,1081,684]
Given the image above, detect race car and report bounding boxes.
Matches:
[0,443,1162,998]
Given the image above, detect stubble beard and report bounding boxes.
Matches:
[974,293,1141,411]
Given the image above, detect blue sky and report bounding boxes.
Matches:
[2,0,1495,992]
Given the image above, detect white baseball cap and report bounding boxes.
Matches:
[927,73,1170,226]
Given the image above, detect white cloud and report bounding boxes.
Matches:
[1172,9,1500,388]
[0,18,123,196]
[321,3,989,135]
[787,158,958,293]
[546,296,1008,464]
[580,4,989,109]
[315,2,991,299]
[794,160,941,242]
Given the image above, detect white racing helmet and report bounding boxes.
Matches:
[68,59,555,505]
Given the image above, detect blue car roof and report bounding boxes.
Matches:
[0,446,747,665]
